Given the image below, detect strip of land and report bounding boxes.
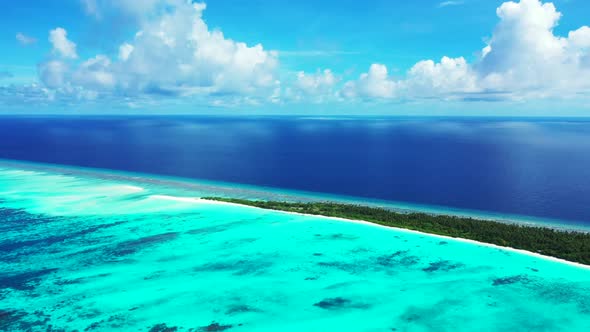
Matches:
[203,197,590,266]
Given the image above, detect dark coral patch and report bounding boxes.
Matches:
[194,259,272,276]
[0,208,57,231]
[186,221,242,235]
[0,310,52,331]
[313,233,358,240]
[187,225,227,235]
[314,297,350,309]
[225,305,261,315]
[313,297,371,310]
[85,314,127,331]
[0,310,27,330]
[0,268,59,291]
[198,322,233,331]
[111,232,178,256]
[539,284,590,314]
[375,251,407,266]
[492,275,529,286]
[349,247,371,254]
[329,233,359,240]
[144,270,165,280]
[223,237,258,246]
[317,261,361,274]
[54,273,112,286]
[324,281,358,290]
[149,323,178,332]
[398,299,464,329]
[53,277,83,286]
[0,219,125,254]
[422,260,464,273]
[373,251,421,270]
[77,308,103,320]
[398,256,420,266]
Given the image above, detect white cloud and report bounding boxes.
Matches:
[38,60,69,89]
[120,1,278,96]
[341,64,397,99]
[568,26,590,49]
[291,69,337,97]
[80,0,100,18]
[342,0,590,101]
[49,28,78,59]
[476,0,590,97]
[21,0,590,108]
[72,55,116,89]
[39,1,278,103]
[438,1,464,8]
[118,43,134,61]
[0,84,54,106]
[16,33,37,45]
[406,56,478,97]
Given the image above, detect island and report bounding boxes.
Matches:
[203,197,590,265]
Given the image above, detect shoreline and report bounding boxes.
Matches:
[2,160,590,269]
[2,158,589,234]
[178,196,590,270]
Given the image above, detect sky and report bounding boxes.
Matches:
[1,0,590,116]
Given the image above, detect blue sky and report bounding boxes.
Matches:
[1,0,590,115]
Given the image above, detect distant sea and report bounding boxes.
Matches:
[1,115,590,226]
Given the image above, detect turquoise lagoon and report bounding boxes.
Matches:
[0,162,589,331]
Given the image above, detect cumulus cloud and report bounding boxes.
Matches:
[287,69,338,101]
[72,55,116,89]
[342,0,590,101]
[38,1,278,104]
[119,1,278,96]
[476,0,590,97]
[38,60,70,89]
[0,84,52,106]
[341,64,397,99]
[16,33,37,45]
[406,56,478,97]
[340,59,477,100]
[118,43,134,61]
[49,28,78,59]
[18,0,590,108]
[569,26,590,49]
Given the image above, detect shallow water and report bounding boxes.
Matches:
[0,164,589,331]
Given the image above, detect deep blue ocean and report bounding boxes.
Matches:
[1,116,590,224]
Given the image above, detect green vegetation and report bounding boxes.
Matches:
[203,197,590,265]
